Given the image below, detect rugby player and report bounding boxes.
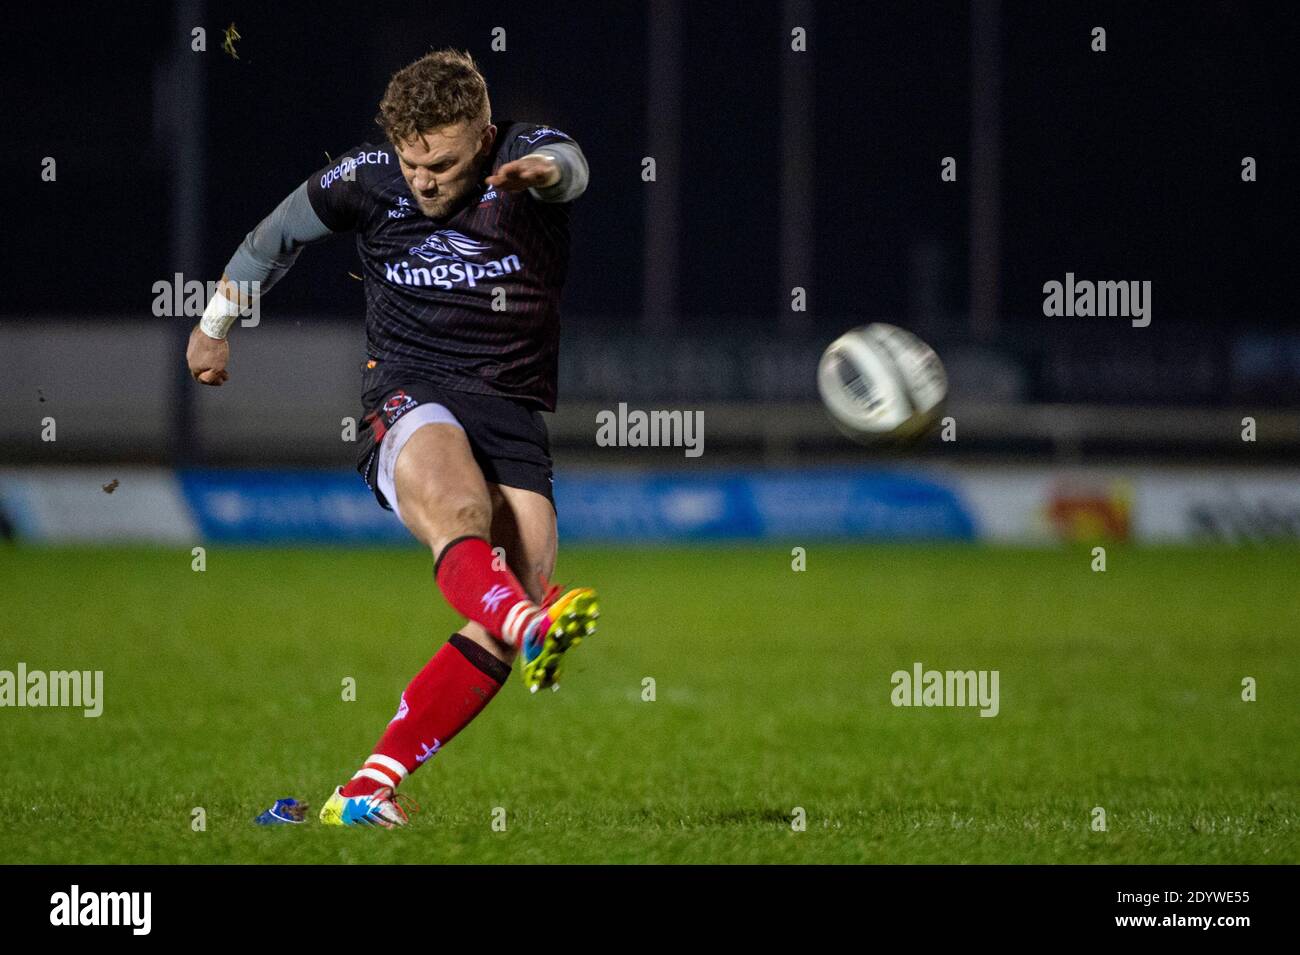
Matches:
[185,50,597,827]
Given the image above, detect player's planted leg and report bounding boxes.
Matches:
[322,424,598,825]
[320,632,512,827]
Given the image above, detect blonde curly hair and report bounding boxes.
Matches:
[376,49,491,144]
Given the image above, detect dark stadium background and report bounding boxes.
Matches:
[2,1,1294,467]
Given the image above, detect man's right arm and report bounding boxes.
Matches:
[187,180,337,385]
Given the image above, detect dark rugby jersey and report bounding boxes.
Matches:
[306,122,579,410]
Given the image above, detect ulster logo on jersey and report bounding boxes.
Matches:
[381,389,418,424]
[409,229,492,264]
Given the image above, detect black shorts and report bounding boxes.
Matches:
[356,369,555,512]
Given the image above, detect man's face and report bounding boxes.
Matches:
[395,120,496,218]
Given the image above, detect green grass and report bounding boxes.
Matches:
[0,543,1296,864]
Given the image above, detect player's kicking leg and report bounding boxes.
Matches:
[484,482,599,694]
[321,409,597,827]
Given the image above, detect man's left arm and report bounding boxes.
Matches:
[486,137,589,203]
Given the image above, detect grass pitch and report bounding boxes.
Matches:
[0,543,1296,864]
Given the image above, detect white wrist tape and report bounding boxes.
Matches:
[199,291,243,340]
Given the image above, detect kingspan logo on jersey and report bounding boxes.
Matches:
[384,229,522,290]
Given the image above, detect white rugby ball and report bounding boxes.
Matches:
[816,323,948,441]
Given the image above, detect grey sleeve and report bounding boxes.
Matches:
[224,181,334,292]
[526,141,590,204]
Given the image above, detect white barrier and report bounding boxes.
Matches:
[953,465,1300,543]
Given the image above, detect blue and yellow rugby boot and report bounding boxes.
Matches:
[318,785,413,828]
[519,586,600,693]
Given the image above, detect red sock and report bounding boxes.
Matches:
[434,536,541,647]
[341,634,512,798]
